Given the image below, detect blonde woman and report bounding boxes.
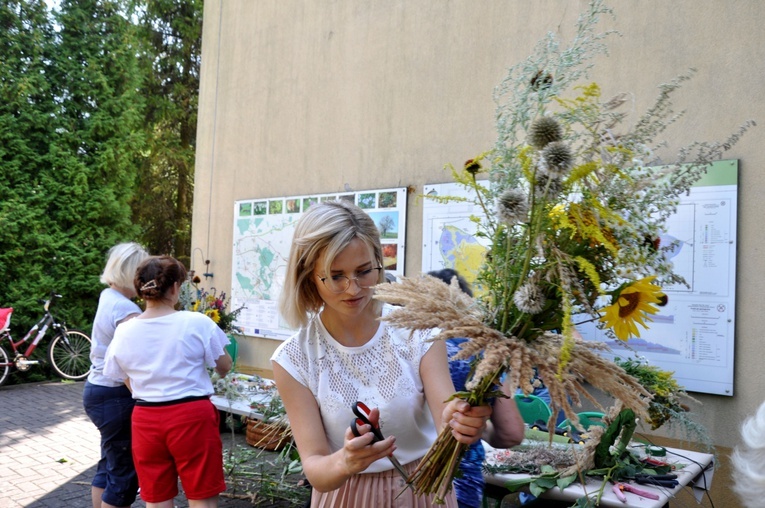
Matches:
[83,242,149,508]
[272,200,491,507]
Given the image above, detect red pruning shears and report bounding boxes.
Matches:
[350,401,410,482]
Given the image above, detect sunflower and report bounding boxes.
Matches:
[205,309,221,323]
[599,276,663,340]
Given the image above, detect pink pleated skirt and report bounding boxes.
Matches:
[310,459,458,508]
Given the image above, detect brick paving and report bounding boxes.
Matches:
[0,381,103,508]
[0,381,292,508]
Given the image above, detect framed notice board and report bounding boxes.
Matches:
[231,187,407,340]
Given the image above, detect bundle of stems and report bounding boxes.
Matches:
[374,277,652,501]
[406,366,505,502]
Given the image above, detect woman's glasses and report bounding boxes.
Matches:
[318,267,383,294]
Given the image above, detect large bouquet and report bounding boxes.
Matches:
[374,0,752,502]
[179,274,244,334]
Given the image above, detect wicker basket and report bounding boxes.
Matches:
[245,418,291,451]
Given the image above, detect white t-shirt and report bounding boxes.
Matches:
[103,311,230,402]
[270,304,438,473]
[88,288,142,387]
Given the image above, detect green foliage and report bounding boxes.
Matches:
[0,2,59,319]
[45,0,146,316]
[614,357,690,430]
[1,2,203,387]
[0,1,146,385]
[593,408,636,469]
[130,0,202,264]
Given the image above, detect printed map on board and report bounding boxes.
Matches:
[421,183,490,290]
[232,188,407,339]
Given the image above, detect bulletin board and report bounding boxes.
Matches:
[231,187,407,340]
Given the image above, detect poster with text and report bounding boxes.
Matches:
[231,188,407,340]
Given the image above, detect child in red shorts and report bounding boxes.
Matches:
[103,256,233,507]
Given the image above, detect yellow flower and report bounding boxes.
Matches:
[599,276,662,341]
[205,309,221,323]
[192,301,200,312]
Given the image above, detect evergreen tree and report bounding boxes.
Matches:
[0,0,146,338]
[0,1,63,321]
[45,0,145,326]
[132,0,202,266]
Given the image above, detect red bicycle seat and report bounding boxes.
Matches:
[0,308,13,332]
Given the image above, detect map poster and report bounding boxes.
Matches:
[576,160,738,396]
[231,188,407,340]
[421,160,738,395]
[421,182,490,291]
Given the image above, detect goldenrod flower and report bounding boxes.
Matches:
[599,276,663,341]
[206,309,221,323]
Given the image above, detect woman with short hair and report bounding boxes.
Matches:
[272,200,492,507]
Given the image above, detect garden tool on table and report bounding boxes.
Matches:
[611,481,661,502]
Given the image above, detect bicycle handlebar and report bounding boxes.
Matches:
[42,292,63,312]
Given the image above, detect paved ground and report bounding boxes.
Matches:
[0,381,305,508]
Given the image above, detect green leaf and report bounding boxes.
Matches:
[529,482,548,498]
[533,477,559,489]
[501,477,536,492]
[539,464,558,475]
[557,474,577,490]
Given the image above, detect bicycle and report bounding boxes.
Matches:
[0,292,92,386]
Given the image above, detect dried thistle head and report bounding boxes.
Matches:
[534,172,564,197]
[496,188,529,224]
[529,116,563,149]
[539,141,574,175]
[513,282,546,314]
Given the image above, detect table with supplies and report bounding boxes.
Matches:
[211,373,293,451]
[210,373,278,419]
[483,441,714,508]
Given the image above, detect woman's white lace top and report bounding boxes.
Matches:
[271,304,438,473]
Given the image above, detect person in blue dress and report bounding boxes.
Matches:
[427,269,525,508]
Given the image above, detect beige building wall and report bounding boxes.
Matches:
[193,2,764,502]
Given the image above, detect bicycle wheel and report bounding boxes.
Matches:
[48,330,92,380]
[0,344,11,387]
